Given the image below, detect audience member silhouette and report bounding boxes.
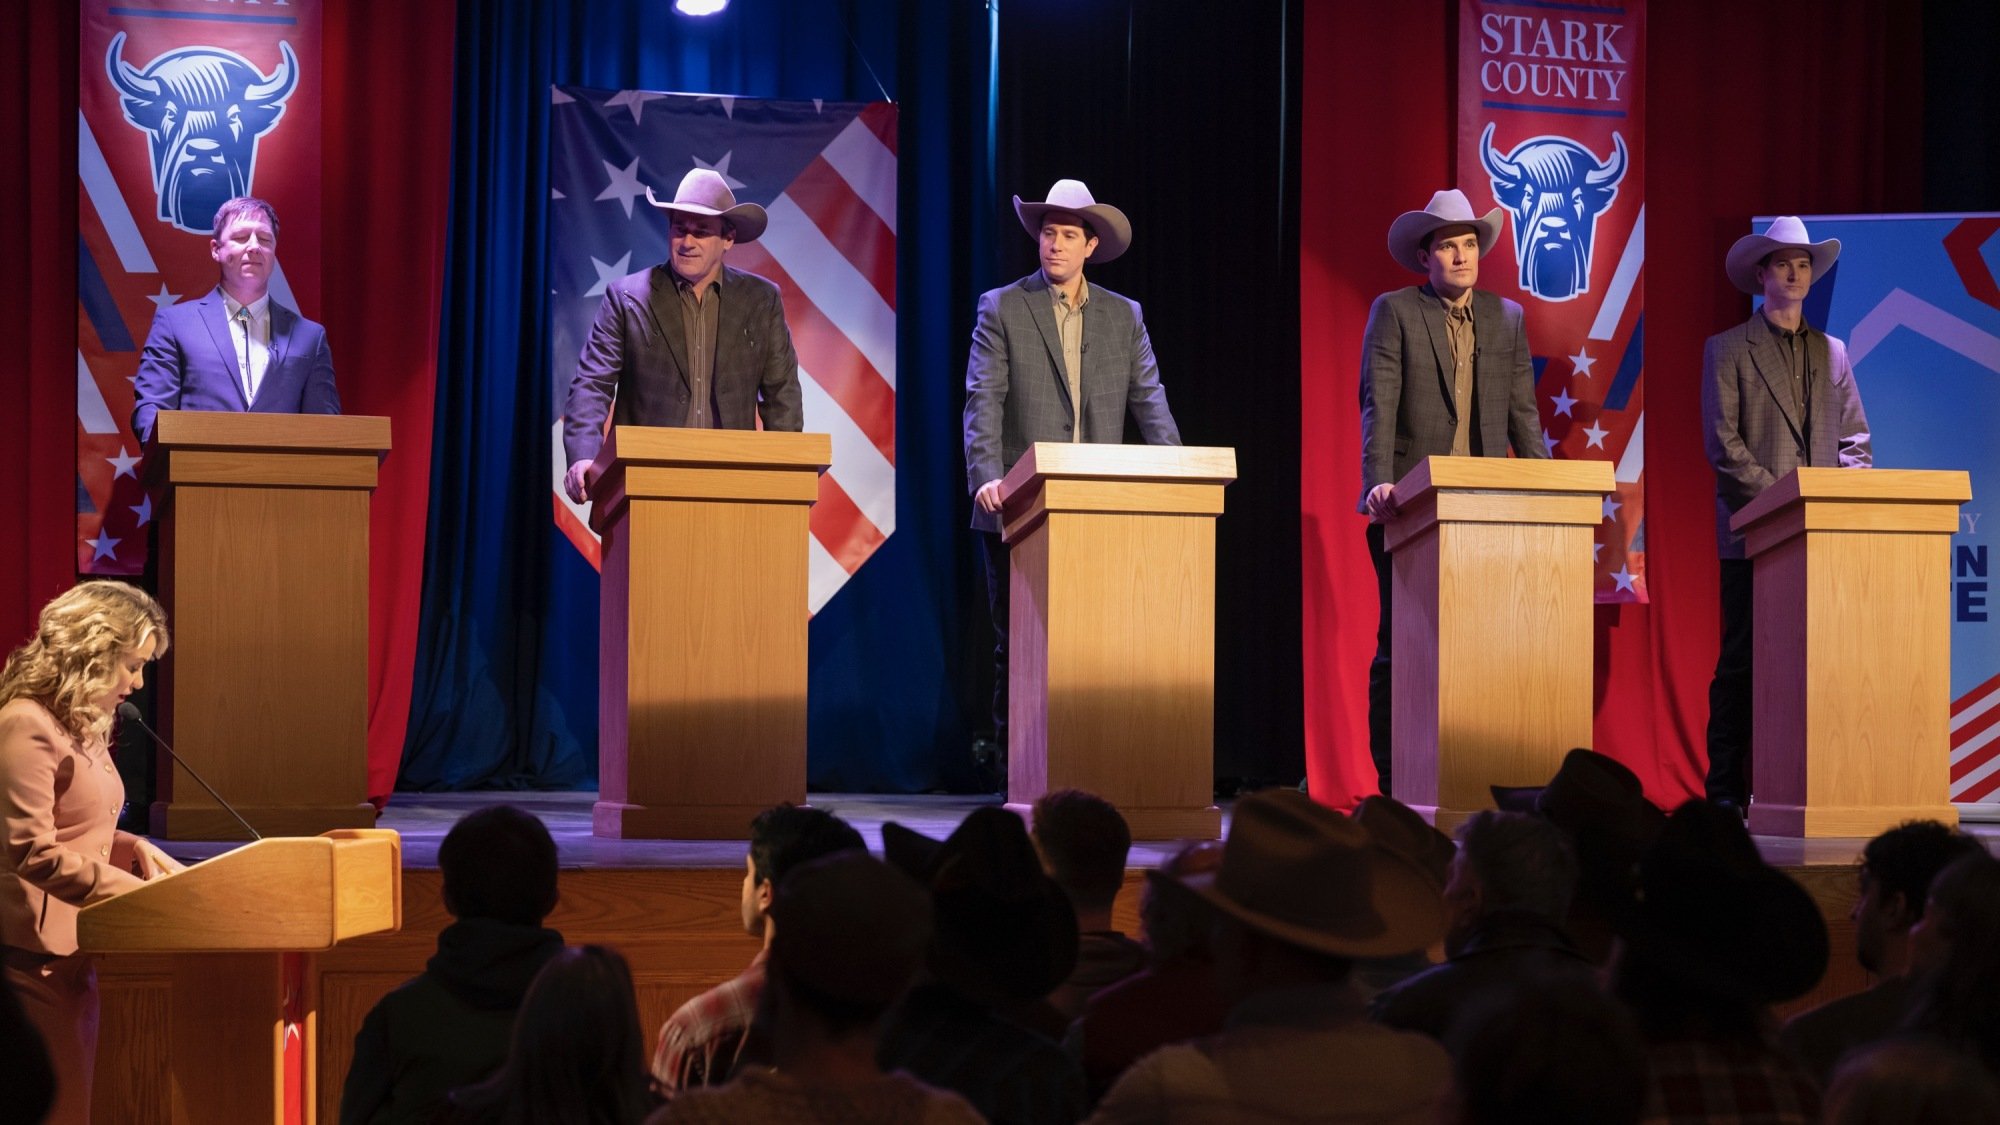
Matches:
[1821,1037,2000,1124]
[647,851,980,1124]
[1086,788,1451,1124]
[650,804,863,1097]
[1031,789,1145,1024]
[1350,795,1455,997]
[1371,810,1588,1041]
[341,805,565,1125]
[1445,974,1649,1125]
[1899,848,2000,1075]
[1781,820,1983,1085]
[444,944,656,1125]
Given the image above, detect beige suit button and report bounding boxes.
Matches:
[100,845,110,857]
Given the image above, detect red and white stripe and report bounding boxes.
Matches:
[1950,672,2000,803]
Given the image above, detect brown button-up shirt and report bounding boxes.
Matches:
[1436,289,1477,456]
[1762,311,1812,455]
[1052,280,1089,442]
[672,272,724,428]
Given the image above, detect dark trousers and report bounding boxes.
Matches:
[980,530,1010,745]
[1705,558,1755,805]
[1366,522,1393,796]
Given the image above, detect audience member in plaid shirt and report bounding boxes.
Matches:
[648,804,863,1097]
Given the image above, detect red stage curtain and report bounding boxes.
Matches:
[0,6,81,646]
[1302,0,1924,808]
[323,2,458,801]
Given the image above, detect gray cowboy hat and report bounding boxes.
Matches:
[1388,189,1504,273]
[1724,215,1840,295]
[1013,179,1133,263]
[645,167,768,243]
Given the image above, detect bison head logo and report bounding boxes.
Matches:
[1479,124,1628,303]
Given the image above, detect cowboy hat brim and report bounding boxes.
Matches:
[1724,233,1840,295]
[1174,842,1445,960]
[645,185,769,243]
[1388,207,1505,274]
[1015,197,1133,263]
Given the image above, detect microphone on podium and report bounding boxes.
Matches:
[116,702,262,841]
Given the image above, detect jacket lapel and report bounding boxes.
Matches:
[1018,274,1073,413]
[252,303,296,410]
[1744,318,1804,440]
[645,269,692,390]
[1414,292,1457,422]
[198,291,252,409]
[1471,291,1506,422]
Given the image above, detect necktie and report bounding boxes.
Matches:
[236,306,254,402]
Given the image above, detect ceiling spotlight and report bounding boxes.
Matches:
[675,0,728,14]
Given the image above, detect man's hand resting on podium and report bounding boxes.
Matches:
[975,479,1005,514]
[564,459,593,504]
[1364,482,1399,522]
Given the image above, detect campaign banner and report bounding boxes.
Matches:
[1458,0,1647,602]
[78,0,323,574]
[548,87,899,613]
[1790,214,2000,811]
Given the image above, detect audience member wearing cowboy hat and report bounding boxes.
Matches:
[1358,189,1548,799]
[1701,215,1872,811]
[1085,788,1452,1125]
[878,807,1088,1125]
[1370,810,1593,1044]
[647,852,983,1125]
[561,167,804,504]
[962,180,1180,769]
[1350,794,1455,998]
[1613,799,1829,1124]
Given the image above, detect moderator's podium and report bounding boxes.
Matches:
[588,426,831,839]
[999,443,1236,840]
[151,411,389,839]
[79,830,403,1124]
[1385,456,1614,830]
[1732,467,1971,837]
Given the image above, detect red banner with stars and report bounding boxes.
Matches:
[1459,0,1647,601]
[77,0,322,574]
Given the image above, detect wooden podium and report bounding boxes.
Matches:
[588,426,831,839]
[1384,456,1614,830]
[79,830,403,1124]
[151,412,390,839]
[998,443,1236,840]
[1732,468,1972,837]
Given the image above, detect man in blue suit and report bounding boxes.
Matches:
[131,196,340,442]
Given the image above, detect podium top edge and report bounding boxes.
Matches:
[1731,467,1973,529]
[1003,443,1238,489]
[154,411,392,452]
[600,426,832,470]
[1394,456,1614,497]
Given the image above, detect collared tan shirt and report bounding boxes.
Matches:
[1762,310,1812,445]
[673,272,724,428]
[1052,279,1090,442]
[1435,287,1477,456]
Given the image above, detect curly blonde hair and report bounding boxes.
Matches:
[0,580,170,744]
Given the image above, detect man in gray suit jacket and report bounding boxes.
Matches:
[963,180,1181,765]
[562,169,803,501]
[1358,190,1548,797]
[131,196,340,443]
[1701,216,1871,810]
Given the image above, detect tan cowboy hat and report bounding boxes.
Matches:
[1176,788,1445,959]
[1724,215,1840,295]
[1387,189,1504,273]
[1013,179,1133,262]
[645,167,768,243]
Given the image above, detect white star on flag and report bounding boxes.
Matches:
[691,151,748,191]
[1552,387,1577,417]
[1603,495,1622,521]
[1583,420,1609,449]
[130,495,153,527]
[586,252,633,298]
[1570,347,1597,377]
[596,157,649,219]
[147,285,181,311]
[604,89,666,123]
[1611,565,1637,593]
[87,531,120,562]
[1541,428,1557,457]
[106,446,140,480]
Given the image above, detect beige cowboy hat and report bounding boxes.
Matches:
[1387,189,1504,273]
[1173,788,1445,959]
[1013,179,1133,263]
[1724,215,1840,295]
[645,167,768,243]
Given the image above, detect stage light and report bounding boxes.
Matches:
[675,0,728,14]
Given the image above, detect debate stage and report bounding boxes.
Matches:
[95,792,1995,1123]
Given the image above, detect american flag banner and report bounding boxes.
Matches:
[1458,0,1647,602]
[548,87,898,613]
[76,1,323,576]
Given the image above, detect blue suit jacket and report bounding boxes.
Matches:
[131,287,341,442]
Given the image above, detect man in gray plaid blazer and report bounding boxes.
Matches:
[1358,190,1549,797]
[1701,216,1872,810]
[963,180,1181,767]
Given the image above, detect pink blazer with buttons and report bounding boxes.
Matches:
[0,698,145,956]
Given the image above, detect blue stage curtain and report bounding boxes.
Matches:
[400,0,988,791]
